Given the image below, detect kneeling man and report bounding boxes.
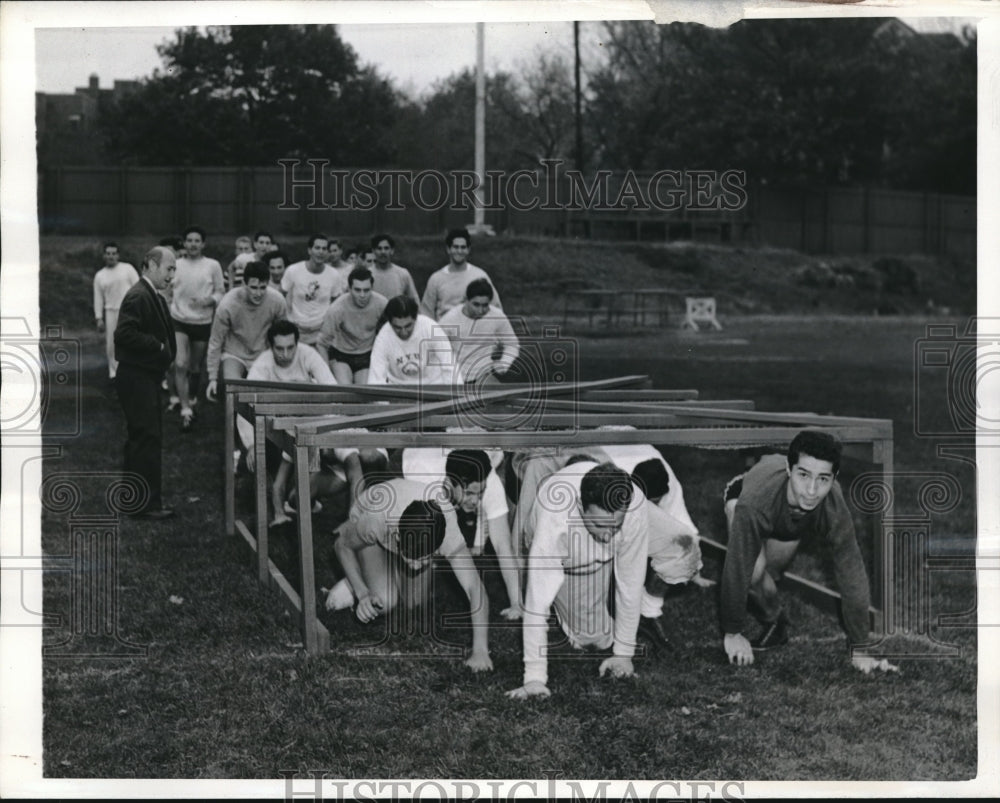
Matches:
[720,429,897,674]
[508,461,648,699]
[330,477,492,672]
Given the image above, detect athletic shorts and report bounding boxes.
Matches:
[329,347,372,373]
[173,319,212,342]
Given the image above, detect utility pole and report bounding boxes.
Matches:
[470,22,494,235]
[574,21,584,173]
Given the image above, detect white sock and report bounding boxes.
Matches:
[324,577,355,611]
[641,590,664,618]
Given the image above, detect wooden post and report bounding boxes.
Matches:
[255,416,270,585]
[871,436,894,635]
[294,444,321,654]
[224,390,236,536]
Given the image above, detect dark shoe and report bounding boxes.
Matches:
[637,615,674,654]
[751,614,789,651]
[132,508,175,520]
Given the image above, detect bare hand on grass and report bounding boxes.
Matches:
[598,656,635,679]
[506,681,551,700]
[464,650,493,672]
[724,633,754,666]
[852,655,900,674]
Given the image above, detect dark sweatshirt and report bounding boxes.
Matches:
[719,454,871,646]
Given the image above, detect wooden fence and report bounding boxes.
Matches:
[37,166,974,258]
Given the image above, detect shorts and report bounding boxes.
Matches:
[173,319,212,342]
[329,347,372,373]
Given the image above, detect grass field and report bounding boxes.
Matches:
[40,233,975,330]
[35,238,978,782]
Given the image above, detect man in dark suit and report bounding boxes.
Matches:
[114,245,178,519]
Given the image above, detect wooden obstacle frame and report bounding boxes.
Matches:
[223,376,893,655]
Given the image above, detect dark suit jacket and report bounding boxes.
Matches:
[114,278,177,376]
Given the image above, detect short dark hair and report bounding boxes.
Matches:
[397,500,446,559]
[788,430,842,475]
[384,294,418,323]
[630,458,670,503]
[267,250,286,266]
[243,260,269,284]
[445,228,471,247]
[371,233,395,249]
[307,233,330,249]
[158,236,183,252]
[445,450,492,490]
[102,241,119,252]
[580,462,634,513]
[348,267,374,288]
[267,319,300,346]
[465,278,494,301]
[183,225,206,240]
[253,231,274,244]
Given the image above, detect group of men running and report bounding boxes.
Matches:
[101,229,897,701]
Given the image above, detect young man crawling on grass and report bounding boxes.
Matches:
[325,458,493,672]
[720,429,898,674]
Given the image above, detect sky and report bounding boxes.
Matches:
[32,9,980,99]
[34,21,600,98]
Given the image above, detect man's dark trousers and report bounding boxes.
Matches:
[115,363,164,512]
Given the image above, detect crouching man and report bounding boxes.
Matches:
[507,461,648,699]
[329,478,492,672]
[720,429,898,674]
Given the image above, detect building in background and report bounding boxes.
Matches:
[36,73,139,165]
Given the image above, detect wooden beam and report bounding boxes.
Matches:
[294,377,658,434]
[295,444,321,654]
[254,416,270,586]
[224,388,236,536]
[292,424,893,449]
[579,389,699,401]
[246,398,757,418]
[234,519,330,653]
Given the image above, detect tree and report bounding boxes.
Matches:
[393,55,580,172]
[101,25,403,166]
[513,53,577,164]
[391,68,529,171]
[878,25,976,195]
[586,19,975,194]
